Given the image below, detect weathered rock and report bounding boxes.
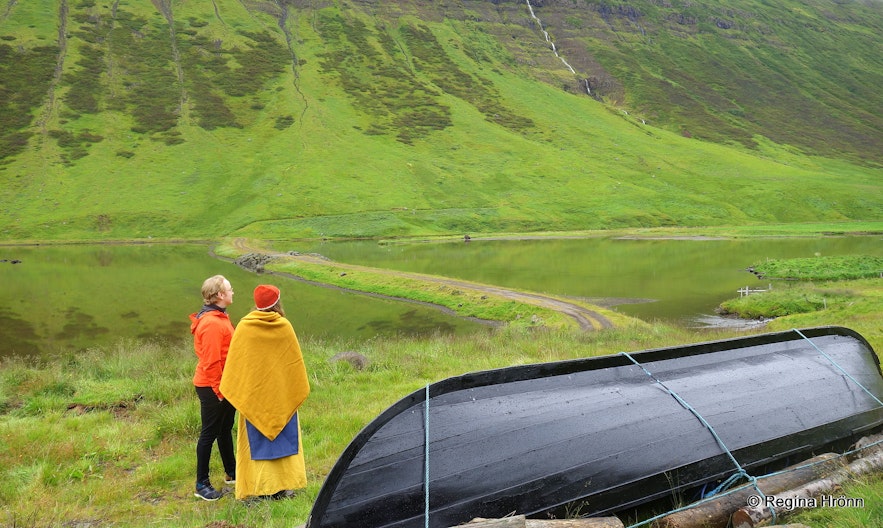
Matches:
[234,252,275,273]
[330,351,370,370]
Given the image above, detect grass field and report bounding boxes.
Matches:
[1,246,881,527]
[1,0,881,525]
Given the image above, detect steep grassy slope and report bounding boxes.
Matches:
[0,0,880,242]
[517,0,883,160]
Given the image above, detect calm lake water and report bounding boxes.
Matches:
[287,234,882,321]
[0,244,482,358]
[1,236,879,357]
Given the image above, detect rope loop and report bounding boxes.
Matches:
[793,329,883,407]
[619,352,776,526]
[423,331,883,528]
[624,330,883,527]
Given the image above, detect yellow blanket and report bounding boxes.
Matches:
[220,310,310,441]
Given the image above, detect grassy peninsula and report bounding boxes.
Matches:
[1,250,881,527]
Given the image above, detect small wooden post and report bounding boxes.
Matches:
[458,515,625,528]
[653,453,840,528]
[731,449,883,528]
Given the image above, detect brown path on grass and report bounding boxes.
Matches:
[229,239,613,331]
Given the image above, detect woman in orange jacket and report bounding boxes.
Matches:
[189,275,237,501]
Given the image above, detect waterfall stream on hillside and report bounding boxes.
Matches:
[525,0,590,95]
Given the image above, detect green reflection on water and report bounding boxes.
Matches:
[283,235,883,322]
[3,236,879,357]
[0,244,483,357]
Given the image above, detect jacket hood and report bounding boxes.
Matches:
[189,305,227,334]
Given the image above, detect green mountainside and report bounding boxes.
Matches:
[0,0,881,241]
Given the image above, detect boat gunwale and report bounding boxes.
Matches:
[307,326,881,528]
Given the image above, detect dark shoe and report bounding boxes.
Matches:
[224,473,236,485]
[194,482,222,501]
[271,489,296,500]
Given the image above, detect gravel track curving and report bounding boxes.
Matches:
[226,239,614,331]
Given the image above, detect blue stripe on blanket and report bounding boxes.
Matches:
[246,412,299,460]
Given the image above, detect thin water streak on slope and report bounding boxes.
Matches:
[35,0,68,132]
[211,0,225,25]
[524,0,590,96]
[273,0,309,124]
[151,0,187,115]
[1,0,17,21]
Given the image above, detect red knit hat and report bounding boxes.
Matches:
[254,284,281,310]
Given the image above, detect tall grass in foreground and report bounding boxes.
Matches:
[0,323,712,527]
[792,473,883,528]
[2,278,882,527]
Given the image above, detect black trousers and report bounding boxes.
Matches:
[195,385,236,485]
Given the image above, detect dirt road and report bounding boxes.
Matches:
[227,239,614,331]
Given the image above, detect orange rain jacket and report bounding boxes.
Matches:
[190,307,234,399]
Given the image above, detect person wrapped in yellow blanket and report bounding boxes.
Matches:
[220,284,310,500]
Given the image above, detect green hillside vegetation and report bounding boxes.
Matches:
[0,0,881,243]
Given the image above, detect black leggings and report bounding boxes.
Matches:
[195,385,236,485]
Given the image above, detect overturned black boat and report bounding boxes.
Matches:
[307,327,883,528]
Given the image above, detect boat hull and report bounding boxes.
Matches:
[307,327,883,528]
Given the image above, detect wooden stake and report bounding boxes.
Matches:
[462,517,525,528]
[849,431,883,460]
[525,519,625,528]
[653,453,841,528]
[731,449,883,528]
[459,515,624,528]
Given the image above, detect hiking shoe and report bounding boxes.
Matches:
[194,482,222,501]
[271,489,296,500]
[224,474,236,485]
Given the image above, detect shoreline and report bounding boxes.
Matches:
[1,222,881,247]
